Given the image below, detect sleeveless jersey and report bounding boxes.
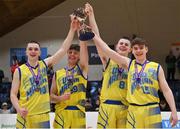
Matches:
[100,59,128,106]
[127,60,160,105]
[18,60,50,116]
[55,64,87,113]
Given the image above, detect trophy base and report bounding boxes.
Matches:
[79,31,95,41]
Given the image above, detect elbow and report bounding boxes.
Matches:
[50,94,54,101]
[10,92,15,102]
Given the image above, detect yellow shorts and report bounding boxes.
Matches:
[97,100,128,128]
[54,106,85,129]
[16,112,50,128]
[126,104,162,128]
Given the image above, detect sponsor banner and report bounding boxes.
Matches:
[88,45,114,65]
[0,114,16,128]
[88,46,102,65]
[162,120,180,128]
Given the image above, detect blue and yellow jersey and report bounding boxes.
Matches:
[100,59,128,106]
[18,60,50,116]
[127,60,160,105]
[55,64,87,113]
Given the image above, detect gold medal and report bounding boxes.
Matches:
[35,88,40,92]
[118,75,122,79]
[136,85,141,90]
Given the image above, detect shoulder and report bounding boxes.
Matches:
[148,61,159,66]
[19,63,26,69]
[56,68,65,74]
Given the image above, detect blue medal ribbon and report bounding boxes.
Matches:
[135,60,148,89]
[65,66,76,86]
[26,62,40,87]
[118,67,124,78]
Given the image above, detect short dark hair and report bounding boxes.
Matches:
[27,40,41,47]
[116,36,131,46]
[69,44,80,51]
[131,37,147,47]
[121,36,131,41]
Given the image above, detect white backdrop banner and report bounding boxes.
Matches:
[0,112,180,128]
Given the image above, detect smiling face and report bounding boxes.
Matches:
[67,44,80,66]
[26,42,41,62]
[131,38,148,63]
[115,38,131,56]
[132,44,148,61]
[67,49,80,66]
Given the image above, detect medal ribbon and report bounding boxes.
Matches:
[65,66,76,85]
[26,62,40,85]
[135,60,148,85]
[118,67,124,77]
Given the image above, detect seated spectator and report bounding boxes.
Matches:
[95,96,100,111]
[85,98,93,111]
[0,102,14,114]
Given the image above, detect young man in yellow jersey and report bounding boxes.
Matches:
[50,28,89,128]
[10,17,80,128]
[92,35,178,128]
[85,3,131,128]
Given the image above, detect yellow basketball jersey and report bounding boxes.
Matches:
[100,59,128,106]
[127,60,160,105]
[18,60,50,116]
[55,64,87,113]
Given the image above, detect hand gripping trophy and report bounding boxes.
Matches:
[72,7,94,41]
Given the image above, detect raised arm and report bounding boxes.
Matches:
[45,17,80,67]
[92,34,130,69]
[158,66,178,127]
[10,69,28,117]
[85,3,108,68]
[85,3,100,36]
[79,40,89,78]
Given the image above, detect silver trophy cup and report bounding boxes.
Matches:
[72,7,94,41]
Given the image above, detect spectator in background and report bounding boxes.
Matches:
[11,59,19,79]
[165,50,176,80]
[0,102,14,114]
[85,98,93,111]
[0,69,4,83]
[90,82,99,111]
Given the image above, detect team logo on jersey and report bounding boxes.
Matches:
[148,68,158,80]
